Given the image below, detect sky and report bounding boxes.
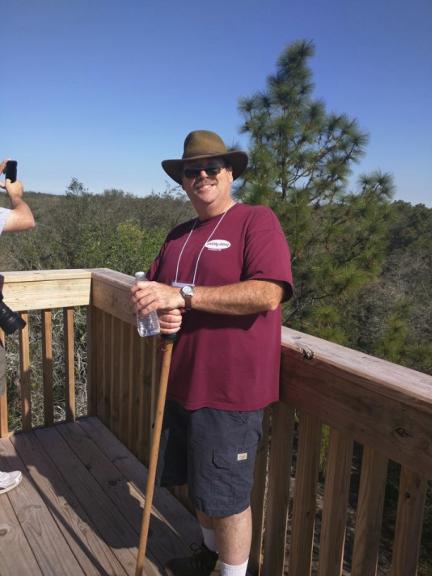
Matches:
[2,0,431,206]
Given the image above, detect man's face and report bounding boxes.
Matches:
[181,157,233,216]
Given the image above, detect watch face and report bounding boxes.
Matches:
[182,285,193,296]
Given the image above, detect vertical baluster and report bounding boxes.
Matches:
[63,307,75,422]
[0,328,8,437]
[19,311,31,431]
[118,319,129,445]
[318,428,353,576]
[137,336,148,462]
[102,311,111,426]
[351,447,388,576]
[262,402,295,576]
[289,412,322,576]
[127,324,137,452]
[42,309,54,426]
[110,316,120,437]
[390,467,427,576]
[249,405,271,576]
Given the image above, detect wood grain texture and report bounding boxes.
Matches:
[2,269,91,311]
[11,431,127,576]
[0,435,85,576]
[0,440,42,575]
[390,467,427,576]
[249,406,271,575]
[262,402,295,576]
[351,447,388,576]
[289,412,322,576]
[90,269,135,325]
[280,329,432,477]
[318,429,353,576]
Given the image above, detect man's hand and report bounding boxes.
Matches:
[130,280,184,317]
[0,159,22,198]
[0,160,35,232]
[158,308,183,335]
[0,178,25,200]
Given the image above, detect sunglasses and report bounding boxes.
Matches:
[183,164,225,179]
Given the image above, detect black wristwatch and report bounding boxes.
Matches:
[180,285,194,310]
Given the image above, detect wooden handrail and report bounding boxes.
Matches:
[2,269,92,311]
[280,327,432,477]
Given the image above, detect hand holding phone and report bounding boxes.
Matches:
[4,160,17,183]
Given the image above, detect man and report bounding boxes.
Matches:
[0,159,35,494]
[131,131,292,576]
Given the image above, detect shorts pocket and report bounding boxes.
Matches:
[213,448,234,469]
[212,447,252,469]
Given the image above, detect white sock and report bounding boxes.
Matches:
[200,525,218,552]
[219,558,249,576]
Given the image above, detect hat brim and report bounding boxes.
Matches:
[162,151,248,185]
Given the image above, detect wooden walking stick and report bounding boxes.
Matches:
[135,333,176,576]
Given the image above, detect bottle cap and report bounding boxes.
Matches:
[135,271,146,281]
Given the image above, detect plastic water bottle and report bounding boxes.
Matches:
[134,272,160,337]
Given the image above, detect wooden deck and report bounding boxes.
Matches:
[0,416,201,575]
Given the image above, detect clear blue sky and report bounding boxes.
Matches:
[2,0,431,206]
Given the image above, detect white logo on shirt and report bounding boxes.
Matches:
[205,239,231,251]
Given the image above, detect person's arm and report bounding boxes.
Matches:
[0,173,35,232]
[130,279,286,317]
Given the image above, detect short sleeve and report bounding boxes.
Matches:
[242,207,293,297]
[146,241,167,281]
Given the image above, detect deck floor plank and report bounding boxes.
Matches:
[34,425,140,574]
[0,417,200,575]
[56,419,194,567]
[11,431,127,576]
[0,435,86,576]
[0,443,43,576]
[78,417,202,548]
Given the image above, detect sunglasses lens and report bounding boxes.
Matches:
[205,167,220,176]
[184,168,199,178]
[183,165,223,179]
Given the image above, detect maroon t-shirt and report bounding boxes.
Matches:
[148,202,293,411]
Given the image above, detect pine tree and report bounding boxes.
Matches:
[238,40,394,342]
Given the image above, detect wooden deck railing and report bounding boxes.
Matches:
[1,269,431,576]
[250,328,432,576]
[0,269,92,433]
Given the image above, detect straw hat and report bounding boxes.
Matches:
[162,130,248,184]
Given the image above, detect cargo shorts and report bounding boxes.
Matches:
[157,400,264,517]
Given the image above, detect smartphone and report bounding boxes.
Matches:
[5,160,17,183]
